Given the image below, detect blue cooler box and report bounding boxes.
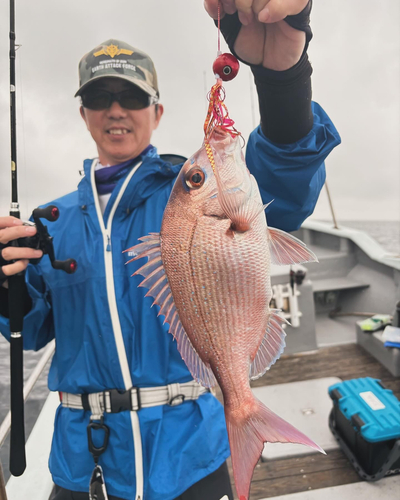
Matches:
[328,377,400,481]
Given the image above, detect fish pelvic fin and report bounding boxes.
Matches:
[250,310,287,380]
[225,397,325,500]
[268,227,319,265]
[125,233,217,389]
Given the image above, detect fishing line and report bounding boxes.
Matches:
[217,1,221,56]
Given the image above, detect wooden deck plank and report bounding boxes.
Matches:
[227,449,362,500]
[219,343,400,499]
[251,344,400,397]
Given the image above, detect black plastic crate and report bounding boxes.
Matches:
[328,378,400,481]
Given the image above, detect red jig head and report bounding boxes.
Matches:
[213,53,239,81]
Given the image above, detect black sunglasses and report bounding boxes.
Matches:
[81,88,158,111]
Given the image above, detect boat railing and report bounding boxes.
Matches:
[0,339,55,448]
[302,220,400,270]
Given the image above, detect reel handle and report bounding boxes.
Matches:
[31,205,78,275]
[52,258,77,274]
[32,205,59,222]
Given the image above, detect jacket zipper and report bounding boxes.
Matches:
[91,159,144,500]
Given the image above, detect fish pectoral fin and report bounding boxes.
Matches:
[222,195,265,232]
[268,227,319,265]
[218,176,266,232]
[126,232,217,389]
[250,310,287,380]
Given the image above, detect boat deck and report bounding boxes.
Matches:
[222,343,400,499]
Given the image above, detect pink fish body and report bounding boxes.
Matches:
[126,128,323,500]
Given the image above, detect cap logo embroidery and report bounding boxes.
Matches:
[93,44,134,59]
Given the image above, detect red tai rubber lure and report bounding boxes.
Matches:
[203,80,241,174]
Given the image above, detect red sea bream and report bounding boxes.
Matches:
[126,126,324,500]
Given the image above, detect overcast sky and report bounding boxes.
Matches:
[0,0,399,223]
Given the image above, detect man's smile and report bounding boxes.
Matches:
[106,127,131,135]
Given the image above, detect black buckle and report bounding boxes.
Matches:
[134,387,142,411]
[108,389,132,413]
[87,417,110,464]
[168,394,185,406]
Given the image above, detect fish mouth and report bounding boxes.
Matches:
[211,127,228,139]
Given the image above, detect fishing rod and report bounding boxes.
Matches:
[8,0,77,476]
[8,0,26,476]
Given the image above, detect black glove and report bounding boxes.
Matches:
[216,0,313,66]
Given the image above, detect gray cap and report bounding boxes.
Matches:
[75,39,159,98]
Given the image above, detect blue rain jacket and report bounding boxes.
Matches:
[0,102,340,500]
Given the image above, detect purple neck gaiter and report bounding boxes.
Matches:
[95,145,153,195]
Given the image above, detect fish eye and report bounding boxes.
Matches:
[185,168,205,190]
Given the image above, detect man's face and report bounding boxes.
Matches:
[80,78,163,166]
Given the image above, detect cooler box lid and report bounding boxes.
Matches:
[328,377,400,442]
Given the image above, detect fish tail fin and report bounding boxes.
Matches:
[225,397,324,500]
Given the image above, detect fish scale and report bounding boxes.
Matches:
[163,218,268,367]
[126,127,323,500]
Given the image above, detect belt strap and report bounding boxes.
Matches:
[60,381,207,416]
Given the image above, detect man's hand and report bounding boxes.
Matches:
[0,216,42,285]
[204,0,309,71]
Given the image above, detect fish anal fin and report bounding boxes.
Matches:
[250,310,287,380]
[174,325,217,388]
[268,227,318,266]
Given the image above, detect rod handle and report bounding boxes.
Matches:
[9,335,26,476]
[8,273,26,333]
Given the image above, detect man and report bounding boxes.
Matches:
[0,1,340,499]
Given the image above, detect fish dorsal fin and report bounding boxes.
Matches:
[268,227,318,265]
[125,233,217,388]
[249,310,287,380]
